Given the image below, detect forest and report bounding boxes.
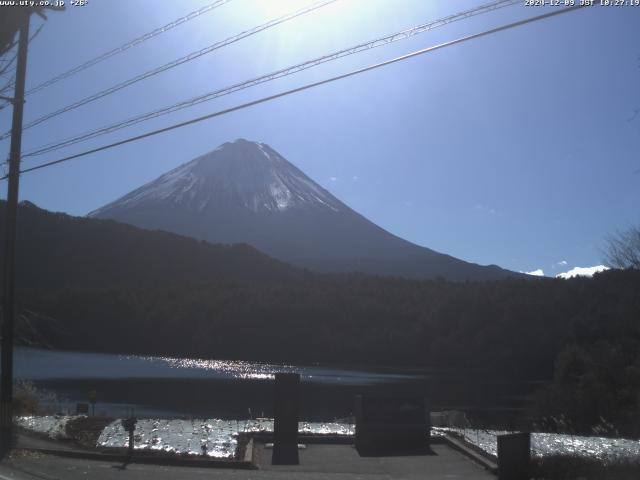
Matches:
[3,201,640,436]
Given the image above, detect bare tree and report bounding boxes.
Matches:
[605,226,640,269]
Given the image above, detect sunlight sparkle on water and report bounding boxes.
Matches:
[154,355,295,380]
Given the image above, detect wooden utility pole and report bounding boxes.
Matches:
[0,9,30,455]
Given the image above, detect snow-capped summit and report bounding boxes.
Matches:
[90,139,341,216]
[90,139,520,281]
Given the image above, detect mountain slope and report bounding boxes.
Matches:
[0,200,300,290]
[90,139,519,281]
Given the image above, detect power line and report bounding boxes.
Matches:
[0,38,20,105]
[6,4,590,181]
[21,0,520,159]
[0,0,338,141]
[0,78,14,98]
[0,23,43,111]
[24,0,233,96]
[0,56,17,77]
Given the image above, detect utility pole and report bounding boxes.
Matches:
[0,9,30,455]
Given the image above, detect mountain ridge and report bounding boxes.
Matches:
[1,199,301,290]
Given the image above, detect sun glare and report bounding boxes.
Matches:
[255,0,314,17]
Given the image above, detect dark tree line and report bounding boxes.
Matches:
[17,270,640,436]
[2,201,640,436]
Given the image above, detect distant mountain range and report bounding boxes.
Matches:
[90,139,519,281]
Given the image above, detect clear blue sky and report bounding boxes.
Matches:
[1,0,638,276]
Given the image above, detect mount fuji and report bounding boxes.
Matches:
[89,139,518,281]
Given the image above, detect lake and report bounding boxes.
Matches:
[14,347,430,419]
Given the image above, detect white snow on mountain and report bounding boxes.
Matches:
[522,269,545,277]
[89,139,341,216]
[556,265,609,279]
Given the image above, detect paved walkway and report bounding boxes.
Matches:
[2,431,497,480]
[0,445,495,480]
[0,442,495,480]
[254,443,495,479]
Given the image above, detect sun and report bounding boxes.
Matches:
[244,0,354,61]
[255,0,311,18]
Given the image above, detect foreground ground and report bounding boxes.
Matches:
[0,442,494,480]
